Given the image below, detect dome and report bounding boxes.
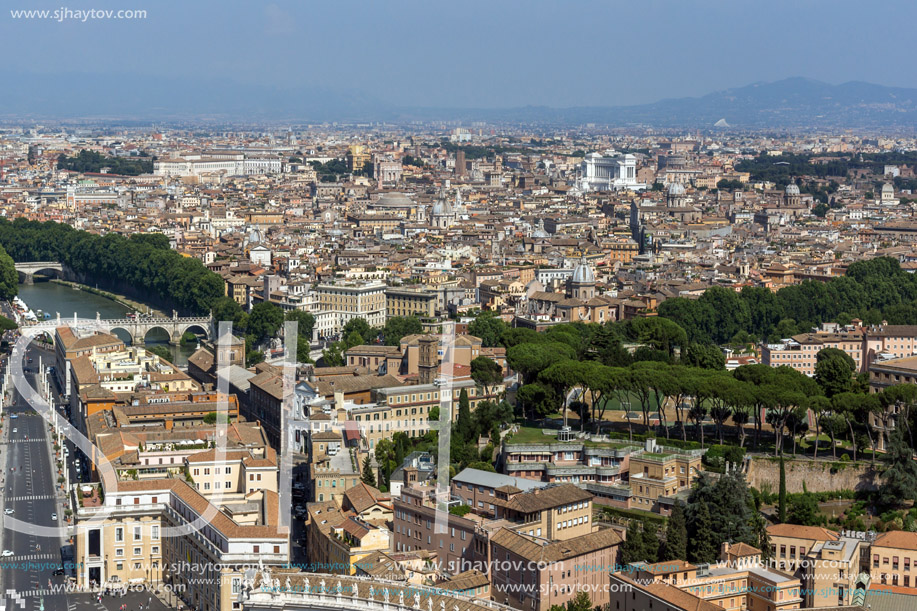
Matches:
[375,192,415,208]
[532,219,549,239]
[785,183,800,196]
[432,197,452,217]
[667,182,686,196]
[882,182,894,193]
[572,257,595,285]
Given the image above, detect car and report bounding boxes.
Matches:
[4,508,13,515]
[9,413,16,419]
[52,568,64,576]
[12,428,16,434]
[1,550,12,557]
[51,513,57,521]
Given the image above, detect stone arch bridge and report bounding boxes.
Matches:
[102,314,213,346]
[14,261,65,284]
[37,313,214,346]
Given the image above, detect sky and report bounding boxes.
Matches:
[2,0,917,112]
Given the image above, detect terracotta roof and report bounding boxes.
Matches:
[611,574,721,611]
[874,530,917,551]
[490,526,620,563]
[492,483,592,513]
[766,524,839,541]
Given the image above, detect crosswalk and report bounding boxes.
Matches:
[4,496,55,502]
[0,553,58,561]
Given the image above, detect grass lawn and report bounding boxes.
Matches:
[505,426,632,449]
[596,392,662,412]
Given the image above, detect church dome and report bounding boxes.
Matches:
[572,257,595,284]
[532,219,549,239]
[785,183,800,196]
[667,182,686,196]
[432,197,453,216]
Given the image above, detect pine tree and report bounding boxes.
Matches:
[689,501,717,564]
[621,521,646,564]
[777,455,787,523]
[361,455,376,487]
[456,388,473,443]
[641,521,660,563]
[663,501,688,561]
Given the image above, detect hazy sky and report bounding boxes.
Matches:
[3,0,916,109]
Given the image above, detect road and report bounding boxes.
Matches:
[0,342,172,611]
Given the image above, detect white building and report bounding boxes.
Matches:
[154,152,283,177]
[577,152,646,192]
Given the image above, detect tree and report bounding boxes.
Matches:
[471,356,503,395]
[0,245,17,301]
[564,591,593,611]
[641,521,660,563]
[787,494,821,526]
[687,500,717,563]
[683,343,726,370]
[778,456,787,523]
[148,344,173,362]
[285,310,316,341]
[686,471,755,563]
[662,501,687,561]
[814,348,856,397]
[382,316,423,346]
[468,311,507,347]
[361,455,377,487]
[212,297,246,328]
[877,427,917,509]
[456,389,473,443]
[247,302,284,342]
[342,317,374,342]
[285,310,317,364]
[622,521,646,564]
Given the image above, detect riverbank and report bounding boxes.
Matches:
[47,279,167,318]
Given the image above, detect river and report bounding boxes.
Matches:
[17,279,197,366]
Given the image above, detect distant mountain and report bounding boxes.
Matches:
[1,74,915,129]
[401,78,917,129]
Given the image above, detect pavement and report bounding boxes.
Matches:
[0,343,173,611]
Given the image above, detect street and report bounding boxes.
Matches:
[0,342,171,611]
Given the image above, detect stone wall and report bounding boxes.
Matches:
[746,457,878,494]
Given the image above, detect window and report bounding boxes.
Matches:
[115,528,124,542]
[133,547,142,556]
[115,548,124,557]
[152,526,159,540]
[253,545,260,553]
[134,526,142,541]
[152,546,159,555]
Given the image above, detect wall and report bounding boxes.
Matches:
[746,457,878,494]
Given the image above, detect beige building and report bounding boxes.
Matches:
[74,469,288,611]
[314,281,387,334]
[871,530,917,590]
[384,286,438,319]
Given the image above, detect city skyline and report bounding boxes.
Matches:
[2,0,916,115]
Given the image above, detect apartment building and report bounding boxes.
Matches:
[801,538,863,607]
[306,499,392,575]
[74,474,288,611]
[490,526,621,611]
[762,321,917,376]
[871,530,917,590]
[451,467,547,518]
[54,326,125,399]
[616,543,803,611]
[628,440,704,512]
[767,524,840,573]
[393,485,487,576]
[313,281,387,335]
[385,286,438,319]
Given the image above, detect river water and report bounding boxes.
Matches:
[17,279,197,366]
